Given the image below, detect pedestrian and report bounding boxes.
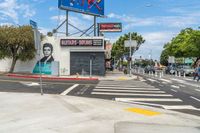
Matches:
[193,66,198,80]
[197,65,200,82]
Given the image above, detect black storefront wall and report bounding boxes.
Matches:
[70,52,105,76]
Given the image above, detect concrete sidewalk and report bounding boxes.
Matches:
[0,92,200,133]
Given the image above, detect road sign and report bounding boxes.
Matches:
[58,0,104,16]
[98,23,122,32]
[124,40,137,47]
[168,56,175,64]
[30,20,37,29]
[185,58,193,64]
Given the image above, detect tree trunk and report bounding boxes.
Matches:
[9,57,17,73]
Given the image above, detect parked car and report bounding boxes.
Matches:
[165,66,176,75]
[144,65,155,73]
[176,65,194,76]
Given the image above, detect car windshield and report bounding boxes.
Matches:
[183,66,192,69]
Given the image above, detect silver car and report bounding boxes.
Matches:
[176,65,194,76]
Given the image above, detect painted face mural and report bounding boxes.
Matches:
[40,43,54,63]
[43,47,52,57]
[33,43,54,75]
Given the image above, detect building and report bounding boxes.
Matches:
[0,36,106,76]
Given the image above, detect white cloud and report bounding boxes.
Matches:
[0,0,35,23]
[134,31,175,60]
[0,0,18,23]
[0,22,13,26]
[143,31,174,45]
[50,15,92,36]
[82,14,93,21]
[17,4,36,18]
[38,26,51,35]
[168,8,187,14]
[107,12,200,30]
[49,6,57,11]
[51,15,66,22]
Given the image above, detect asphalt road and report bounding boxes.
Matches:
[0,74,200,117]
[0,75,98,94]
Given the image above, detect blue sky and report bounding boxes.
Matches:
[0,0,200,60]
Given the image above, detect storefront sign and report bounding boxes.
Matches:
[98,23,122,32]
[60,39,103,46]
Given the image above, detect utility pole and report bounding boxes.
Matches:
[66,10,69,36]
[30,20,43,95]
[129,33,132,77]
[94,16,96,36]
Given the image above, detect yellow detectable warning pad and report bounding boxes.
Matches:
[125,108,161,116]
[118,77,127,80]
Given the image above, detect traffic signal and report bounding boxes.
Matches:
[127,57,132,61]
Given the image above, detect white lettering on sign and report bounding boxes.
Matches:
[60,39,103,46]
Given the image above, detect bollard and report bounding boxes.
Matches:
[175,71,177,77]
[161,71,164,77]
[183,72,186,78]
[151,71,154,76]
[155,71,158,77]
[143,69,145,75]
[149,71,150,76]
[178,71,181,77]
[159,72,162,78]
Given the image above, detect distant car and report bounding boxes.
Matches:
[144,65,155,73]
[176,65,194,76]
[165,66,176,75]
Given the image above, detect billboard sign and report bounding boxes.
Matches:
[58,0,104,16]
[60,39,103,46]
[98,23,122,32]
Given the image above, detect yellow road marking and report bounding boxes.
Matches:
[125,108,161,116]
[118,77,127,80]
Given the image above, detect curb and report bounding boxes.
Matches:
[6,74,99,81]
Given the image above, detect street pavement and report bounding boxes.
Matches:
[1,71,200,132]
[132,70,200,116]
[0,70,200,117]
[0,92,200,133]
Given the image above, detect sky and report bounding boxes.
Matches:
[0,0,200,60]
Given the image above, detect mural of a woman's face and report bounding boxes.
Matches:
[43,46,52,57]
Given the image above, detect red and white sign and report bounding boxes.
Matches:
[98,23,122,32]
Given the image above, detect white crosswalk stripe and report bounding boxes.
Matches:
[93,89,166,93]
[92,92,173,97]
[115,98,183,102]
[96,86,159,90]
[92,80,199,111]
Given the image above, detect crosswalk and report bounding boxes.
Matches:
[91,80,200,111]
